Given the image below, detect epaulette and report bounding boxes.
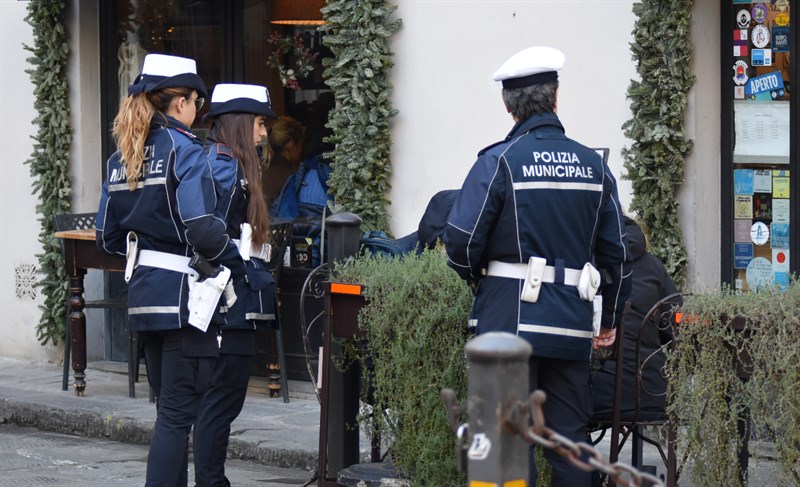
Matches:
[215,143,234,161]
[477,139,508,156]
[173,126,203,144]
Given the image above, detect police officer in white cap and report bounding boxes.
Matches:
[444,46,632,486]
[96,53,243,486]
[192,83,279,486]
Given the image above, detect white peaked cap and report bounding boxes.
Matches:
[128,53,207,97]
[492,46,565,89]
[142,53,199,77]
[206,83,278,119]
[211,84,270,103]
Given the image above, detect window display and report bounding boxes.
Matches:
[728,1,794,291]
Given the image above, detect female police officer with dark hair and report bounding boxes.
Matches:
[96,54,245,486]
[191,83,279,486]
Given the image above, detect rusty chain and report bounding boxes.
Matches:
[512,390,664,487]
[443,388,665,487]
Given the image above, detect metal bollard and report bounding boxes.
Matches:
[325,212,363,266]
[464,332,532,486]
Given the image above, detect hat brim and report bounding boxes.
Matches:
[128,72,208,98]
[204,98,279,121]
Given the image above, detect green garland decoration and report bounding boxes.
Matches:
[622,0,695,289]
[320,0,401,232]
[24,0,73,346]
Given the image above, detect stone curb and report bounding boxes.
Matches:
[0,398,318,471]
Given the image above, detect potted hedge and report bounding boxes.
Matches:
[665,279,800,486]
[335,249,473,486]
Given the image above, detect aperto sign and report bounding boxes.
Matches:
[745,71,785,100]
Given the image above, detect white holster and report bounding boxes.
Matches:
[235,223,272,262]
[124,232,139,283]
[520,257,547,303]
[577,262,601,302]
[187,265,232,333]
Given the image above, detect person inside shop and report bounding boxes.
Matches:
[591,216,682,420]
[262,116,305,208]
[194,83,280,487]
[270,93,336,267]
[443,46,632,486]
[96,53,243,486]
[270,92,335,222]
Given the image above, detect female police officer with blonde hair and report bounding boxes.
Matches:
[192,83,279,486]
[96,54,245,486]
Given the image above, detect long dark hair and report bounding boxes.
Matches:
[209,113,270,246]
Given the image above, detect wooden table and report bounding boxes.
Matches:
[55,229,125,396]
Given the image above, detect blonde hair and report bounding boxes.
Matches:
[264,116,305,167]
[112,87,192,190]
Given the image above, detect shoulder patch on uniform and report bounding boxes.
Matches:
[215,143,233,160]
[172,127,202,144]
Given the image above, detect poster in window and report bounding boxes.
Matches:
[734,169,754,194]
[735,195,753,219]
[734,219,752,242]
[773,249,790,273]
[771,223,790,249]
[772,199,790,223]
[734,243,754,269]
[745,256,773,291]
[733,101,790,164]
[773,170,790,197]
[753,169,772,192]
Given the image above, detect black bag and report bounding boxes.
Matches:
[360,231,406,259]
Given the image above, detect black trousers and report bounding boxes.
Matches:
[529,356,592,487]
[193,352,254,487]
[141,327,218,487]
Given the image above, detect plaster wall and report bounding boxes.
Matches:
[389,1,639,238]
[0,1,106,363]
[0,2,61,362]
[389,1,719,292]
[683,0,723,291]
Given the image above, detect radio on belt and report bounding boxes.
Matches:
[189,253,221,280]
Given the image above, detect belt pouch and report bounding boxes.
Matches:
[520,257,547,303]
[578,262,601,301]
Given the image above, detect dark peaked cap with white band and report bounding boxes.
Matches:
[205,83,278,120]
[492,46,565,89]
[127,53,208,98]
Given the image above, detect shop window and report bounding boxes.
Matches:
[723,1,797,290]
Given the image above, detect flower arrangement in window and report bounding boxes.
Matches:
[267,32,318,90]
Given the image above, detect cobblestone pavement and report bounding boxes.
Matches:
[0,424,315,487]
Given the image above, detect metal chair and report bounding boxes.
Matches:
[587,294,683,486]
[54,212,141,398]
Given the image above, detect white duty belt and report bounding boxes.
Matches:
[486,261,581,286]
[137,249,194,275]
[487,259,600,304]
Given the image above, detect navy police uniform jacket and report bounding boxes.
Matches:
[444,112,632,360]
[204,141,277,339]
[96,115,245,332]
